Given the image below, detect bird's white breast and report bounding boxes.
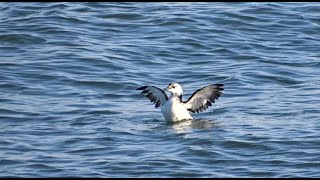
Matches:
[161,98,193,123]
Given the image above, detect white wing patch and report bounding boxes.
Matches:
[136,86,168,108]
[183,84,224,113]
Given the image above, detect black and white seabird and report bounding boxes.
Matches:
[136,82,224,123]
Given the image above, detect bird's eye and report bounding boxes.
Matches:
[172,86,176,88]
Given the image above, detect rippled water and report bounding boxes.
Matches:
[1,2,319,178]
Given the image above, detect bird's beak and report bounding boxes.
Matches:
[164,86,169,91]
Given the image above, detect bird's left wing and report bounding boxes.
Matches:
[136,86,168,108]
[183,84,224,113]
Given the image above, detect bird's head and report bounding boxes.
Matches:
[164,82,183,96]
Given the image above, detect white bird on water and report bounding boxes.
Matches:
[136,82,224,123]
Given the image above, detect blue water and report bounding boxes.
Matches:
[0,2,319,178]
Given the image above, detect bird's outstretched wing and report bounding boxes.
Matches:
[183,84,224,113]
[136,86,168,108]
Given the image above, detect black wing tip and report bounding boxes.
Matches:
[212,84,224,91]
[136,86,148,90]
[213,84,224,87]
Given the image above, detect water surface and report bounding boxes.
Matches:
[0,2,319,178]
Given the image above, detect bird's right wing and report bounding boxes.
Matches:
[136,86,168,108]
[183,84,224,113]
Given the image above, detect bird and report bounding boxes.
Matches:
[136,82,224,123]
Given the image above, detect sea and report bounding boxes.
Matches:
[0,2,319,177]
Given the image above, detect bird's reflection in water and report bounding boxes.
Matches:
[170,118,221,133]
